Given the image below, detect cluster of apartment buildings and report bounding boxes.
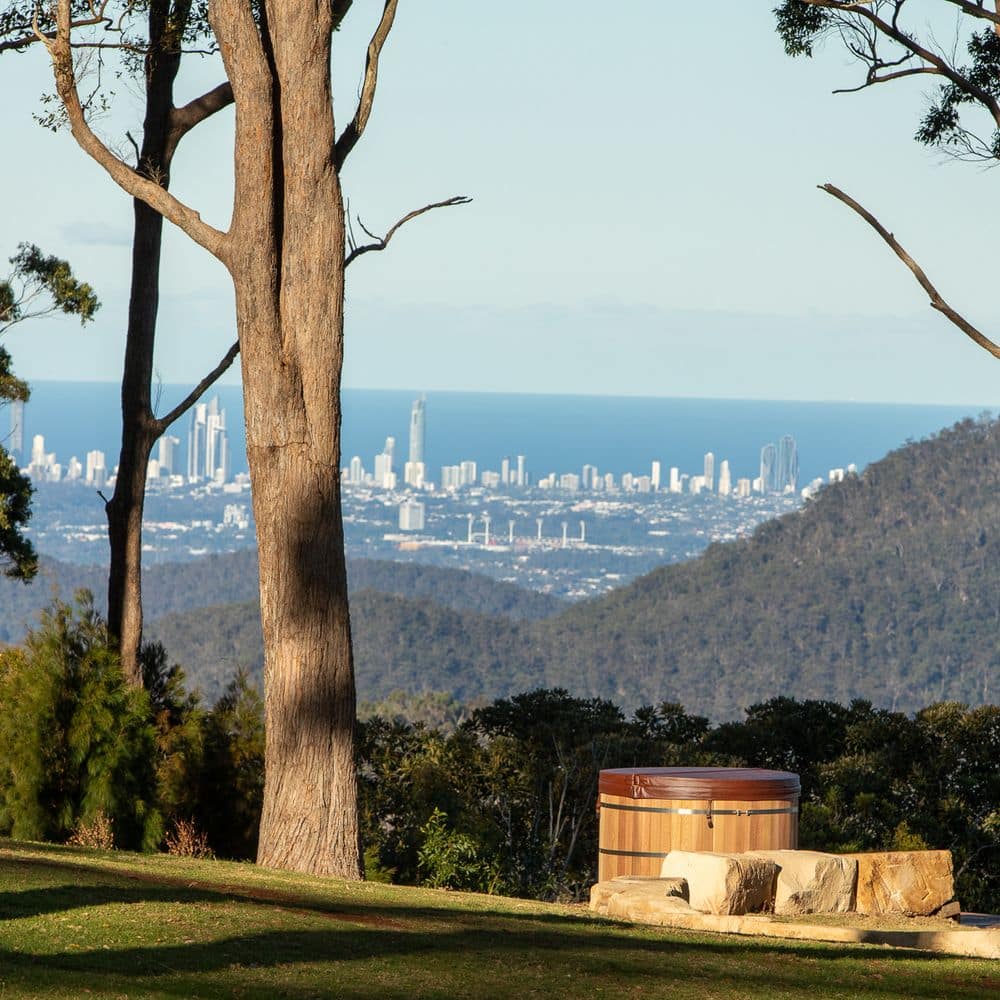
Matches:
[15,396,236,489]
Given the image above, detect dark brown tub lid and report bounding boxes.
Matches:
[599,767,800,801]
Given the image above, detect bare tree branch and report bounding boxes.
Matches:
[334,0,398,170]
[820,182,1000,360]
[154,340,241,433]
[344,196,472,268]
[832,65,942,93]
[166,81,234,159]
[942,0,1000,28]
[40,0,229,261]
[0,0,108,53]
[799,0,1000,130]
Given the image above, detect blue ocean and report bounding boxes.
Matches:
[13,382,991,488]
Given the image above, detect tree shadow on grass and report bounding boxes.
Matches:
[1,852,989,1000]
[0,922,989,1000]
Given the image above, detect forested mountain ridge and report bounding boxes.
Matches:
[0,551,562,644]
[149,417,999,719]
[149,590,526,706]
[532,416,999,717]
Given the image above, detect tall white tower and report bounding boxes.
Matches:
[718,459,732,496]
[408,396,426,467]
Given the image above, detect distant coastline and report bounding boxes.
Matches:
[12,381,990,489]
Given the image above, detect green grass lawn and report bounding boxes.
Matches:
[0,841,996,1000]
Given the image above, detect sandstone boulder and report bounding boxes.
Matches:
[846,850,954,916]
[660,850,777,915]
[589,877,692,922]
[611,875,688,899]
[748,850,857,916]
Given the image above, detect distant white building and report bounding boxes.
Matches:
[404,460,425,488]
[158,435,180,477]
[718,460,731,496]
[459,460,477,486]
[399,499,425,531]
[86,449,107,488]
[223,503,250,530]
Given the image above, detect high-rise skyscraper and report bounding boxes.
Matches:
[777,434,798,493]
[703,452,715,493]
[188,402,207,481]
[188,397,229,482]
[409,396,425,467]
[157,435,180,477]
[718,459,731,496]
[760,442,777,493]
[86,449,107,488]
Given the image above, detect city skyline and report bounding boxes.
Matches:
[21,394,241,491]
[345,398,840,502]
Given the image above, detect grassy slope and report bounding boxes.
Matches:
[0,842,996,1000]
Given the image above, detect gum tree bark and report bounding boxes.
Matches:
[213,0,360,874]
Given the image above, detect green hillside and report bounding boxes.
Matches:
[0,551,561,645]
[148,590,527,706]
[149,417,999,718]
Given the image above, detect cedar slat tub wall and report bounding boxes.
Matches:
[597,767,801,881]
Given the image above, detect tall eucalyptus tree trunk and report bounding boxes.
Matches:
[210,0,360,874]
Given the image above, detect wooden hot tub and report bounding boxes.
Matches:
[597,767,800,881]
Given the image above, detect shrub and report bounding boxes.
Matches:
[0,592,161,850]
[417,808,503,893]
[67,809,114,850]
[165,817,214,859]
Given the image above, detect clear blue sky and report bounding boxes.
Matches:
[1,2,997,405]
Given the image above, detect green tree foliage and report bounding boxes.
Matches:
[0,444,36,581]
[0,592,160,849]
[198,669,265,860]
[774,1,1000,162]
[0,244,99,580]
[0,244,99,334]
[141,640,205,822]
[416,807,504,893]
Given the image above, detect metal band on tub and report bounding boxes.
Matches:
[599,800,798,817]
